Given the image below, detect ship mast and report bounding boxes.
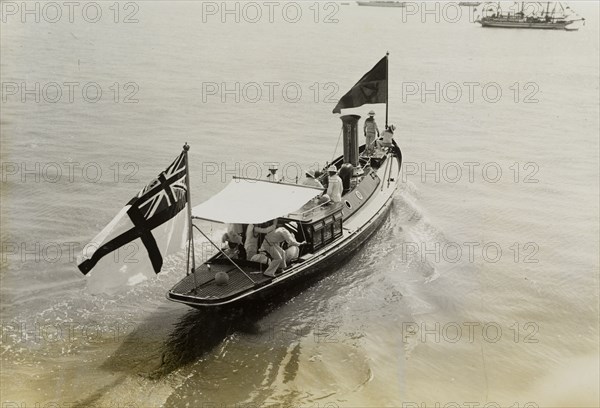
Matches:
[183,143,198,290]
[385,51,389,129]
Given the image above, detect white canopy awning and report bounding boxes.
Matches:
[192,177,323,224]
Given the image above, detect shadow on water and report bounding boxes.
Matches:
[151,303,273,378]
[154,270,349,377]
[73,303,275,407]
[95,261,355,381]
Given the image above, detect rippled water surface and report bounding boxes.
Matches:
[1,2,599,407]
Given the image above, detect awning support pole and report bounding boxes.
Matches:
[192,223,256,285]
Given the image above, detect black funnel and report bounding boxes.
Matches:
[340,114,361,167]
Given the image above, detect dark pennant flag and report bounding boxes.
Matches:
[332,55,388,114]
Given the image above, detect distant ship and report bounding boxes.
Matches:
[476,1,584,30]
[356,1,406,7]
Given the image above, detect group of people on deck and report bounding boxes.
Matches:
[220,110,393,278]
[221,220,306,278]
[220,165,345,278]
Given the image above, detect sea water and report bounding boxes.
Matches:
[1,2,598,407]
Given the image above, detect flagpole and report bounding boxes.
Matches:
[183,143,197,289]
[385,51,389,129]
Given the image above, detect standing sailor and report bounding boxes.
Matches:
[363,110,380,155]
[326,165,343,203]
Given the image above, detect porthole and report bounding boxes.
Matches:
[345,200,352,209]
[355,191,364,200]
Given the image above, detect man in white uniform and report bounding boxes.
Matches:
[326,165,343,203]
[363,110,380,155]
[259,226,306,277]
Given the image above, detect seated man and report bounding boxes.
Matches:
[282,221,301,262]
[296,171,326,214]
[377,124,395,149]
[302,169,324,189]
[221,223,245,259]
[245,224,259,260]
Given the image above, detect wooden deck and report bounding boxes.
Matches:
[170,258,272,300]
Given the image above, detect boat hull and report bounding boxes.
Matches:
[356,1,406,7]
[479,19,571,30]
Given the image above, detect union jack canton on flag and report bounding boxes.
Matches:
[78,151,189,293]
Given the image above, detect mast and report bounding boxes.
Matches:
[183,143,197,287]
[385,51,389,129]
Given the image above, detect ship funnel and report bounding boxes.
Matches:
[340,114,361,168]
